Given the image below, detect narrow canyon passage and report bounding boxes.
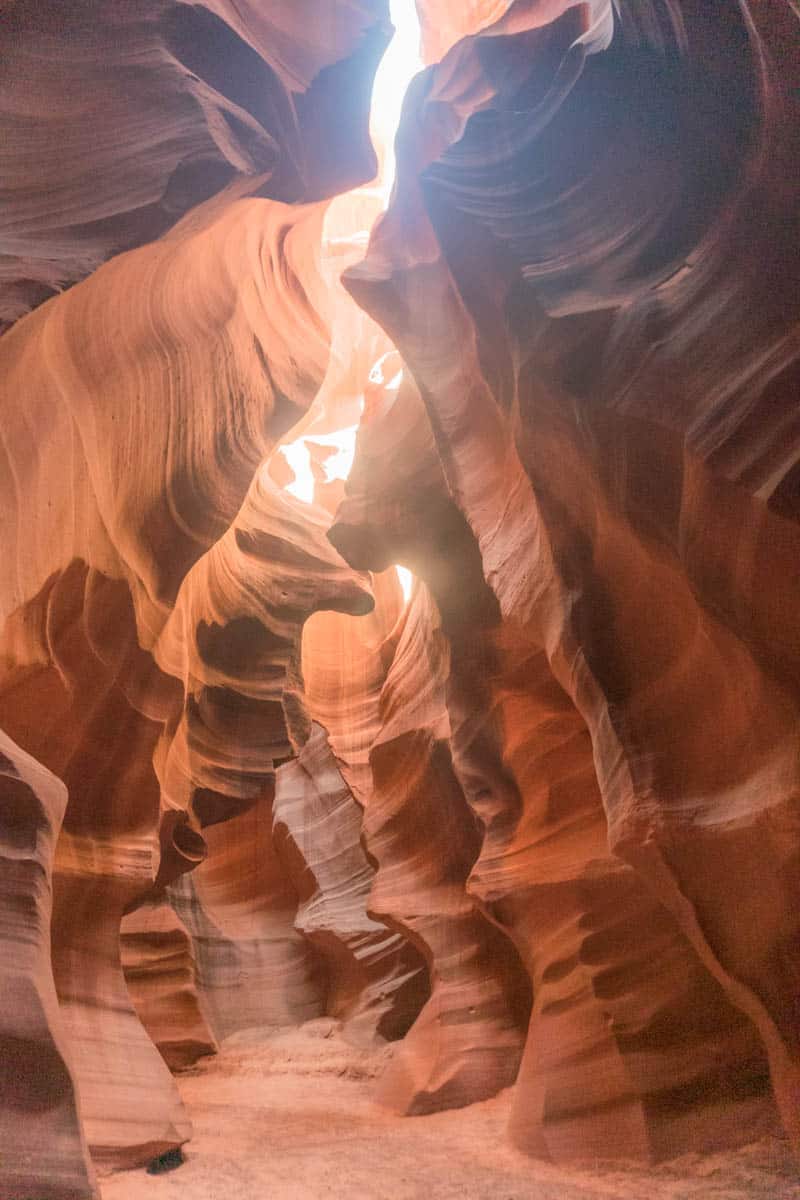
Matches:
[1,3,800,1199]
[98,1024,799,1200]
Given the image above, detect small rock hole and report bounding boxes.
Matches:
[146,1147,185,1175]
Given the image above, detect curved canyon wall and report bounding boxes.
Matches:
[1,0,799,1195]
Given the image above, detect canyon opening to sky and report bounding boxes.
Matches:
[1,3,799,1200]
[277,0,421,603]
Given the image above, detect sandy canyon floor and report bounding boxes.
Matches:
[98,1021,800,1200]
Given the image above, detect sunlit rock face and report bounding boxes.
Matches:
[1,0,799,1193]
[414,0,511,61]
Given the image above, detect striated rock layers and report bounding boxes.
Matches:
[0,0,389,329]
[341,0,800,1163]
[1,0,799,1194]
[0,731,95,1200]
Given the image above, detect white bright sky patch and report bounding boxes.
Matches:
[281,423,360,505]
[395,564,414,603]
[278,6,421,507]
[317,425,360,482]
[281,439,315,504]
[368,350,404,390]
[370,0,423,203]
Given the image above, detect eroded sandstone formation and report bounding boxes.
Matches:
[342,0,800,1157]
[1,0,799,1194]
[120,896,218,1071]
[0,0,389,329]
[0,732,95,1200]
[273,721,427,1042]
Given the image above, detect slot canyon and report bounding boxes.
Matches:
[1,2,799,1197]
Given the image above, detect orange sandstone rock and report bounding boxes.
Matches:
[0,731,96,1200]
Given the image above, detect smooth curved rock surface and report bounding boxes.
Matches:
[1,0,799,1187]
[0,185,374,1171]
[0,731,96,1200]
[343,0,800,1160]
[120,896,218,1071]
[0,0,389,329]
[52,831,192,1168]
[329,402,533,1112]
[274,722,427,1043]
[330,336,778,1156]
[415,0,511,61]
[169,784,326,1040]
[364,585,530,1114]
[0,562,193,1168]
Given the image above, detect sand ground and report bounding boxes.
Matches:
[99,1020,800,1200]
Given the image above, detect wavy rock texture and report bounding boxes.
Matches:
[0,730,96,1200]
[0,0,389,329]
[448,622,776,1161]
[52,832,192,1168]
[327,380,532,1113]
[1,0,799,1190]
[342,0,800,1162]
[0,132,384,1182]
[0,561,193,1168]
[331,347,776,1154]
[273,721,427,1042]
[0,193,347,1169]
[0,2,420,1191]
[363,584,531,1114]
[120,897,218,1071]
[302,569,404,804]
[415,0,511,61]
[305,586,531,1113]
[168,784,327,1040]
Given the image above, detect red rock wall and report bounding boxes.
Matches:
[120,897,218,1072]
[341,0,800,1161]
[0,0,388,328]
[329,354,779,1158]
[274,722,428,1043]
[0,732,96,1200]
[0,7,392,1180]
[168,785,327,1040]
